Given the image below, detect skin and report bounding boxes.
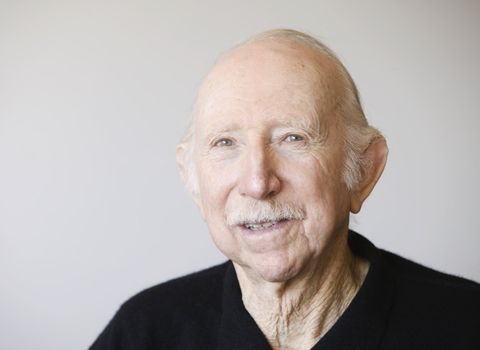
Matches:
[177,38,387,350]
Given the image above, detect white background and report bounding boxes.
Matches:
[1,1,479,349]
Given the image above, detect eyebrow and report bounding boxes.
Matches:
[276,116,317,130]
[274,113,328,139]
[201,123,241,144]
[200,116,328,145]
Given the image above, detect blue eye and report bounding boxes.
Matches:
[285,134,304,142]
[214,138,233,147]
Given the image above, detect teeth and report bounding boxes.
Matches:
[245,221,278,230]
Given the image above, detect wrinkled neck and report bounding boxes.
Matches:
[233,236,369,350]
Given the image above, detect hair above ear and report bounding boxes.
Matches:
[350,137,388,214]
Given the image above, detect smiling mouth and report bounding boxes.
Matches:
[242,219,288,231]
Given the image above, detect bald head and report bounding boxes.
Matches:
[195,36,343,130]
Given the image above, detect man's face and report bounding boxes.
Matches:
[191,41,353,282]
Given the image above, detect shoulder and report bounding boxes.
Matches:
[90,262,229,349]
[379,249,480,348]
[351,230,480,300]
[120,261,229,319]
[381,248,480,297]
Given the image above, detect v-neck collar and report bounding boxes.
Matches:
[216,261,272,349]
[216,231,396,350]
[311,232,397,349]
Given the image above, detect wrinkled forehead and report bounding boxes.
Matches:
[194,39,342,132]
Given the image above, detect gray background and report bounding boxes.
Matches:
[1,1,479,349]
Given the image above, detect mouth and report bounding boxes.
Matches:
[241,219,288,231]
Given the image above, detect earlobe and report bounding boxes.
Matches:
[350,138,388,214]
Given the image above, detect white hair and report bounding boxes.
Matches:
[179,29,384,193]
[226,199,305,227]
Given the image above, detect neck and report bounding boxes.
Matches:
[233,234,369,350]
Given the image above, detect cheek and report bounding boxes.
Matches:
[196,164,241,258]
[197,160,226,203]
[291,158,350,234]
[204,213,242,262]
[197,152,237,191]
[199,183,230,222]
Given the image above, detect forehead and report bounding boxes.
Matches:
[194,40,340,133]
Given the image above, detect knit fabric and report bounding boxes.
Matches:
[90,231,480,349]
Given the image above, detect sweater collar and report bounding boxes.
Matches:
[216,231,396,350]
[217,261,272,349]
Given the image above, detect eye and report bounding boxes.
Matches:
[284,134,304,142]
[214,138,233,147]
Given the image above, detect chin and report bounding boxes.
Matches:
[248,253,304,283]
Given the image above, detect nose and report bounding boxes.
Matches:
[238,141,281,199]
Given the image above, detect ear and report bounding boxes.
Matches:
[175,143,189,187]
[175,143,205,218]
[350,138,388,214]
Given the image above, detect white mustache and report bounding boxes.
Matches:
[226,200,305,226]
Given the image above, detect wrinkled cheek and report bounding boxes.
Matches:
[303,210,337,245]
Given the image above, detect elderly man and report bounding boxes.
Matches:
[90,29,480,349]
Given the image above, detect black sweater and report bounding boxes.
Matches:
[90,232,480,349]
